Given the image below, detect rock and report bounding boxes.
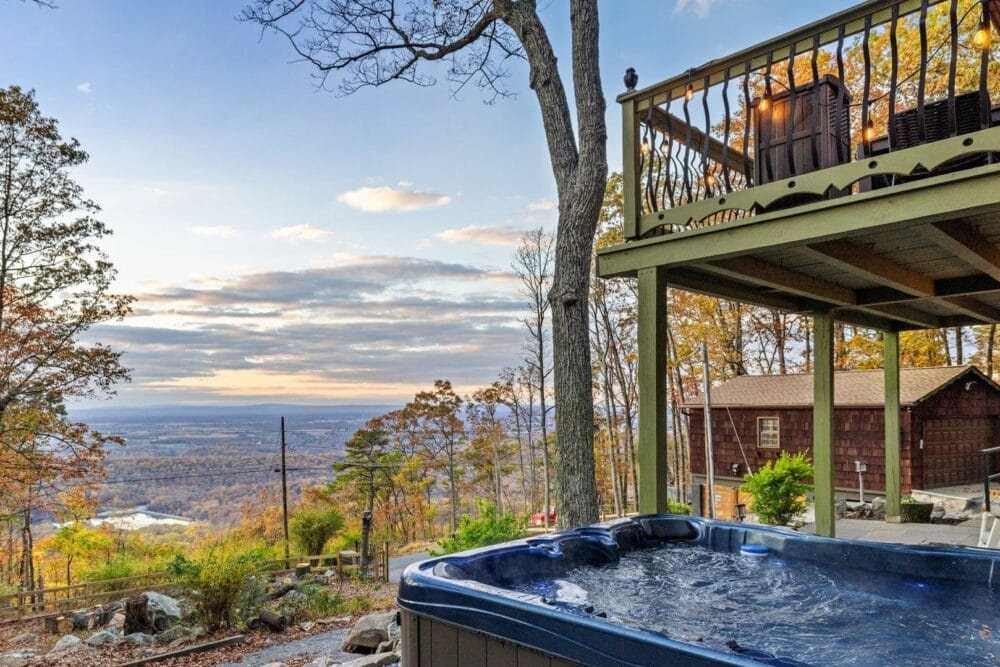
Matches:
[335,652,400,667]
[342,611,397,653]
[871,496,886,519]
[85,629,122,646]
[108,612,126,631]
[300,621,316,631]
[387,619,400,641]
[932,506,947,520]
[375,640,393,653]
[156,624,194,644]
[47,635,83,656]
[305,657,330,667]
[126,592,182,634]
[834,498,848,518]
[0,649,38,667]
[9,633,38,646]
[125,632,155,645]
[261,663,288,667]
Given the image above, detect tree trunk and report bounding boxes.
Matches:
[501,0,605,529]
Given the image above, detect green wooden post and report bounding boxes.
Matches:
[813,311,836,537]
[637,266,667,513]
[883,330,902,522]
[622,100,640,240]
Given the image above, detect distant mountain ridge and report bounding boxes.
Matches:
[69,403,400,421]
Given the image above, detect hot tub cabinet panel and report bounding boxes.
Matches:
[397,515,1000,666]
[400,611,580,667]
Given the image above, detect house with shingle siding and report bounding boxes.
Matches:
[685,365,1000,513]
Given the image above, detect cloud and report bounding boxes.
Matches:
[86,255,527,404]
[337,186,452,212]
[526,200,556,212]
[191,225,238,238]
[436,225,526,247]
[674,0,728,17]
[270,224,331,242]
[76,81,92,94]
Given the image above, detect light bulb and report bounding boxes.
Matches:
[685,84,694,102]
[640,138,650,154]
[864,120,876,143]
[974,25,991,48]
[705,174,717,187]
[758,96,770,112]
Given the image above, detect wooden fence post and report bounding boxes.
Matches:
[383,542,390,583]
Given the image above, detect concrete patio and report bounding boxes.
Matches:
[799,517,983,548]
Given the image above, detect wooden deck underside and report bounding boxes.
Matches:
[597,163,1000,332]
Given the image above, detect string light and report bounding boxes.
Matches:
[758,96,770,112]
[685,84,694,102]
[864,119,876,143]
[640,137,650,154]
[705,174,717,187]
[974,22,991,48]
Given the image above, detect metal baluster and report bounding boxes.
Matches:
[742,60,752,184]
[682,74,694,204]
[722,67,733,193]
[862,14,873,157]
[702,74,713,198]
[979,0,992,131]
[786,40,798,177]
[948,0,959,136]
[645,102,657,212]
[664,97,676,209]
[836,24,847,165]
[889,3,900,151]
[763,53,774,183]
[651,102,663,211]
[810,34,821,171]
[919,0,929,143]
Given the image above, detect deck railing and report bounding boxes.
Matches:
[621,0,1000,240]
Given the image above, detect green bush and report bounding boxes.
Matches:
[82,554,142,590]
[740,452,814,526]
[666,500,692,515]
[290,507,345,556]
[167,541,267,631]
[277,581,373,621]
[431,501,526,556]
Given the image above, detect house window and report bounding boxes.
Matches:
[758,417,780,449]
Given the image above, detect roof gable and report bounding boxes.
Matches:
[687,365,996,408]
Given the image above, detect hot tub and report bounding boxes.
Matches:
[397,515,1000,666]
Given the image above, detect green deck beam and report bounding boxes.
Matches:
[637,266,668,513]
[597,165,1000,279]
[813,311,835,538]
[884,331,902,523]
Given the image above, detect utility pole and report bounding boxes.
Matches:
[702,342,717,519]
[280,416,290,562]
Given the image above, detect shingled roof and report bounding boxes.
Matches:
[686,365,996,408]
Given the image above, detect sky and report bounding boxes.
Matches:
[0,0,844,407]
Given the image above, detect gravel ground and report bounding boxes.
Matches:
[218,628,354,666]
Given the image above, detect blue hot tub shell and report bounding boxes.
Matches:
[397,514,1000,666]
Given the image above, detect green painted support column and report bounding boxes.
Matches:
[637,266,667,514]
[813,311,836,537]
[622,100,640,240]
[883,330,902,522]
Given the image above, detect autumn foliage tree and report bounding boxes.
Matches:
[0,86,132,589]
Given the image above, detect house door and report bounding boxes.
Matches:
[922,417,992,488]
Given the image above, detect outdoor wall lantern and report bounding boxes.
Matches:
[730,463,740,477]
[735,503,747,523]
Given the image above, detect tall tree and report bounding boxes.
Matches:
[513,228,554,528]
[0,87,132,589]
[333,427,395,569]
[243,0,606,527]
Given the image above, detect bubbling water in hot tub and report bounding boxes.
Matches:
[515,541,1000,665]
